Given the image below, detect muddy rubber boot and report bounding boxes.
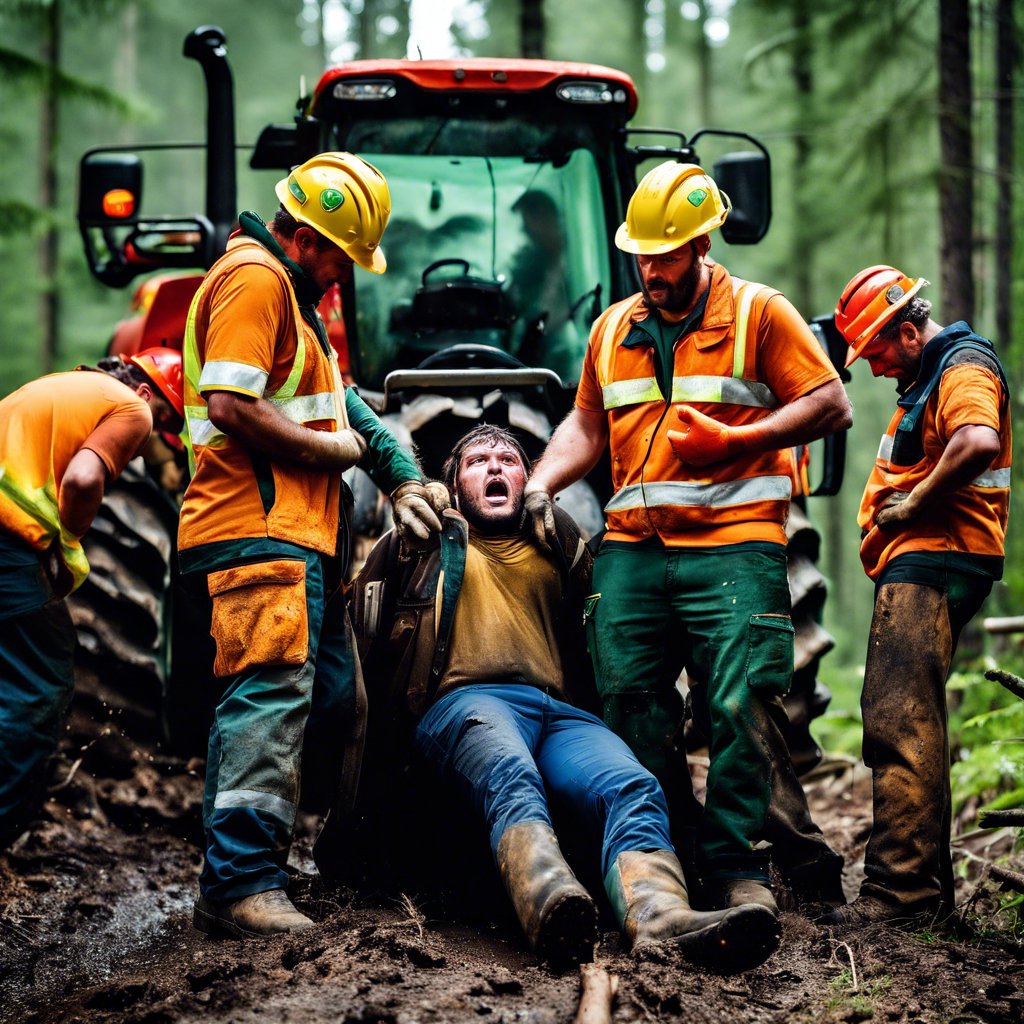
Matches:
[193,889,315,938]
[820,893,944,931]
[713,877,779,915]
[496,821,598,967]
[607,850,780,972]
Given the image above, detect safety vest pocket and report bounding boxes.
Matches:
[744,613,795,696]
[207,559,308,678]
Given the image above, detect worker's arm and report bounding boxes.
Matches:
[344,387,421,491]
[206,390,365,471]
[875,424,1001,528]
[523,405,608,548]
[669,378,852,468]
[59,449,109,537]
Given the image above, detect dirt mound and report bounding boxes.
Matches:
[1,700,1022,1023]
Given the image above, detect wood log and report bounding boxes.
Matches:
[978,808,1024,829]
[989,863,1024,895]
[574,963,618,1024]
[983,669,1024,701]
[982,616,1024,636]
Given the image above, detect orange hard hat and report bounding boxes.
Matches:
[834,265,928,368]
[128,347,184,418]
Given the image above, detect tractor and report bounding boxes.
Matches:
[75,25,848,766]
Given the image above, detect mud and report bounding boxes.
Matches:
[1,692,1022,1024]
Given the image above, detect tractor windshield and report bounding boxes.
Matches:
[329,124,611,391]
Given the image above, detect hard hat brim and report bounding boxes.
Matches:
[843,276,927,367]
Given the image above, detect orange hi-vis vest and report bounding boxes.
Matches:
[179,236,347,555]
[586,265,808,547]
[858,357,1011,580]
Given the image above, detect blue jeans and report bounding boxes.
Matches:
[414,684,672,879]
[198,548,356,902]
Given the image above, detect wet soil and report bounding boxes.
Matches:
[1,687,1022,1024]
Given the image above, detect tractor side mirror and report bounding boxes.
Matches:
[714,151,771,245]
[250,117,320,170]
[78,150,214,288]
[79,153,144,224]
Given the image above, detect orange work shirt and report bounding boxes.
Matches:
[179,238,342,555]
[859,363,1012,579]
[0,371,152,589]
[575,261,838,546]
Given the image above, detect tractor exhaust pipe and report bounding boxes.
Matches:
[183,26,236,262]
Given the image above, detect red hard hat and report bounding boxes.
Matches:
[834,265,928,367]
[128,347,184,418]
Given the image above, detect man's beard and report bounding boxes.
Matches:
[457,490,525,535]
[641,255,704,313]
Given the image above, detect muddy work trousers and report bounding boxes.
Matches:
[589,541,833,885]
[196,546,357,903]
[859,563,992,915]
[0,533,76,847]
[414,684,673,878]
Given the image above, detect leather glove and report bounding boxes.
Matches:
[667,405,744,468]
[523,486,558,551]
[391,481,443,546]
[422,480,452,515]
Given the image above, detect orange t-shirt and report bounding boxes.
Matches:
[575,263,838,546]
[178,242,341,555]
[859,363,1012,578]
[0,370,151,554]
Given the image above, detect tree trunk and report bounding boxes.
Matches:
[38,0,60,374]
[520,0,545,59]
[994,0,1016,351]
[937,0,974,324]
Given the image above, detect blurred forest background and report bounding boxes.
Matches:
[0,0,1021,721]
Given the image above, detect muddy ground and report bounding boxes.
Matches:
[1,677,1022,1024]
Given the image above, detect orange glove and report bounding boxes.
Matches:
[667,405,746,468]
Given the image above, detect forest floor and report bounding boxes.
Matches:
[1,676,1022,1024]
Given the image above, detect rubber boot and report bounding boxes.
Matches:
[496,821,598,966]
[714,877,779,914]
[193,889,315,938]
[606,850,780,972]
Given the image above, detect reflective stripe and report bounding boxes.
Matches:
[877,434,894,462]
[198,360,269,397]
[602,376,663,409]
[273,392,335,424]
[732,282,759,377]
[214,788,295,826]
[972,467,1011,489]
[605,475,792,512]
[186,412,224,448]
[185,392,335,450]
[670,375,778,408]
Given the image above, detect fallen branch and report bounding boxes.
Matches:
[978,809,1024,829]
[829,941,858,992]
[575,963,618,1024]
[989,863,1024,895]
[982,616,1024,637]
[984,668,1024,700]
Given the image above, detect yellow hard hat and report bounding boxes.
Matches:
[275,152,391,274]
[615,162,731,255]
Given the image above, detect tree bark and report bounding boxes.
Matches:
[994,0,1016,351]
[520,0,545,59]
[38,0,61,374]
[937,0,974,325]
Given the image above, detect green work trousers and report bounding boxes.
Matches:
[589,541,803,883]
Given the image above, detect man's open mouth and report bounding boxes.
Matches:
[484,479,509,506]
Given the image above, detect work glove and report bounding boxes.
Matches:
[523,485,558,551]
[422,480,453,516]
[667,405,744,468]
[391,480,443,547]
[326,427,367,470]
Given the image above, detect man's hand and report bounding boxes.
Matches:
[874,490,920,529]
[323,427,367,470]
[391,481,443,547]
[668,405,742,467]
[523,484,558,551]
